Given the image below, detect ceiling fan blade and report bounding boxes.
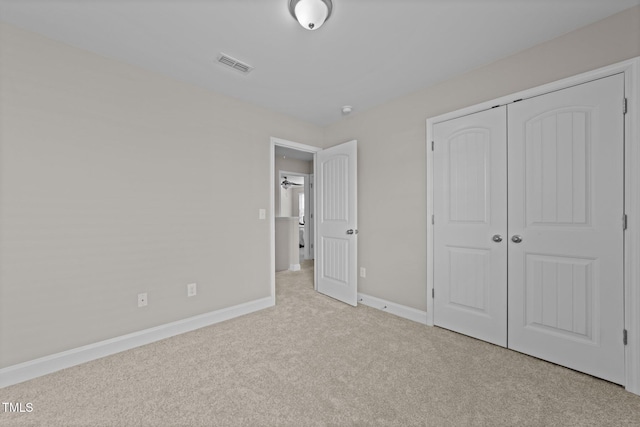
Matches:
[281,177,303,187]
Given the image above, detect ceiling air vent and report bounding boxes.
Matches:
[216,53,253,74]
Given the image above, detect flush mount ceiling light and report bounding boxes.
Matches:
[289,0,333,30]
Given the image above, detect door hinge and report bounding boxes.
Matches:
[310,183,313,189]
[310,213,313,219]
[623,98,628,115]
[623,214,628,230]
[431,214,434,225]
[311,243,314,249]
[431,141,434,151]
[623,329,628,345]
[432,288,435,299]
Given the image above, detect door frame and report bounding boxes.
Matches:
[426,57,640,395]
[270,137,321,301]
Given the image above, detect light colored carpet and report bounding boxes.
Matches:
[2,260,640,426]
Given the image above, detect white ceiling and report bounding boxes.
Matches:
[1,0,638,126]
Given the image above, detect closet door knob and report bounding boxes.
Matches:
[492,234,503,243]
[511,235,523,243]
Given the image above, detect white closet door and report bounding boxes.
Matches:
[433,107,507,347]
[508,74,625,384]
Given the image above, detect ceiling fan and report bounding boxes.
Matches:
[281,176,303,190]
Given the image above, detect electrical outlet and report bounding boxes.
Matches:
[187,283,197,297]
[360,267,366,278]
[138,293,147,307]
[259,209,266,220]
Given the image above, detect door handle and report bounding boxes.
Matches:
[511,235,523,243]
[492,234,503,243]
[346,229,358,235]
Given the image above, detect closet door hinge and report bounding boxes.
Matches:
[623,214,628,230]
[431,214,434,225]
[623,329,628,346]
[432,288,435,299]
[623,98,628,115]
[431,141,434,151]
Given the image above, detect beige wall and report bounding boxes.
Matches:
[291,187,304,218]
[280,187,293,217]
[274,217,299,272]
[324,6,640,311]
[0,23,323,367]
[1,5,639,368]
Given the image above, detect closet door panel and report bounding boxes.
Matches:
[507,74,625,385]
[433,106,507,347]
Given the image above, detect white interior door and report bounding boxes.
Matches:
[507,74,625,384]
[433,107,508,346]
[316,140,358,306]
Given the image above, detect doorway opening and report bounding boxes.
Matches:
[270,137,359,306]
[278,171,313,263]
[270,137,321,303]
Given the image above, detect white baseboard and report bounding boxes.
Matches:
[357,293,427,325]
[0,296,274,389]
[289,264,300,271]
